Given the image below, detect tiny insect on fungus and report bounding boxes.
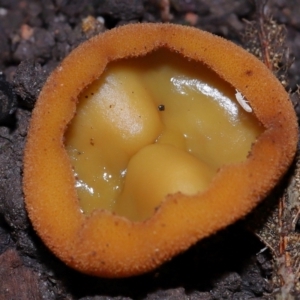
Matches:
[158,104,165,111]
[235,89,252,113]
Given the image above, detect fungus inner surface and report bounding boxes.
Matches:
[65,49,263,222]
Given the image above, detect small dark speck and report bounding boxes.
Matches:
[245,70,253,76]
[158,104,165,111]
[85,95,88,99]
[295,218,300,233]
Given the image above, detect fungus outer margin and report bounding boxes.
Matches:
[23,23,298,278]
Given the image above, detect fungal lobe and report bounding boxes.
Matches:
[65,49,262,220]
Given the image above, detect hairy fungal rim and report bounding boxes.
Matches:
[23,23,298,278]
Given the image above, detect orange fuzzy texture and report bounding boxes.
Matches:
[23,23,298,277]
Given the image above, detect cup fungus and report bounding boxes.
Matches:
[23,23,298,278]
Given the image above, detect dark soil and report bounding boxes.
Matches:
[0,0,299,299]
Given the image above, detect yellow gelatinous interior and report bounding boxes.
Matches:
[65,49,263,221]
